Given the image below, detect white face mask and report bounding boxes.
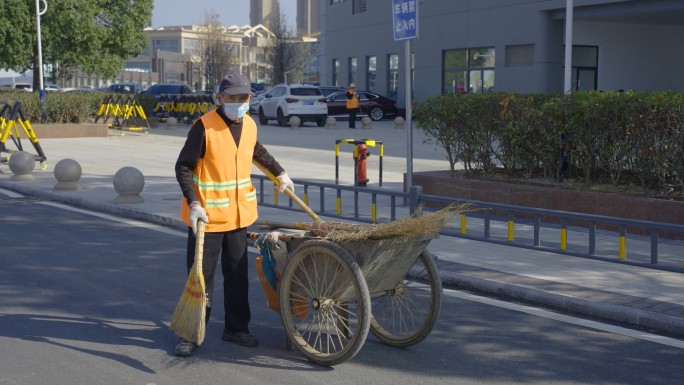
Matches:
[223,102,250,120]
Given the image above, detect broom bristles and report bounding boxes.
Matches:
[169,265,207,344]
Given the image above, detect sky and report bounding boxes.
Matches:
[151,0,297,28]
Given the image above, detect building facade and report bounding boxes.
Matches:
[320,0,684,106]
[297,0,321,37]
[106,24,273,91]
[251,0,281,29]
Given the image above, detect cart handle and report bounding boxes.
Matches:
[247,231,293,242]
[253,160,320,221]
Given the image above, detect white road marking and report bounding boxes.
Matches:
[0,188,24,198]
[444,288,684,349]
[36,201,259,252]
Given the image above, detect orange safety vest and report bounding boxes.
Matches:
[180,111,259,232]
[346,90,359,109]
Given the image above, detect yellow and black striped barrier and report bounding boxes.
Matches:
[151,94,214,124]
[0,100,47,169]
[95,94,150,136]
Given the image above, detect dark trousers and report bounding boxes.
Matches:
[185,227,251,333]
[348,108,357,128]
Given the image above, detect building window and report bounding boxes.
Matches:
[570,45,598,91]
[183,39,200,56]
[332,58,340,87]
[348,57,357,86]
[366,56,376,91]
[152,39,180,53]
[353,0,367,14]
[388,54,399,99]
[442,47,495,94]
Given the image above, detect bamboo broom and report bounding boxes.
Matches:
[170,220,207,345]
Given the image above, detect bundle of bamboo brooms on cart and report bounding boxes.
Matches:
[169,161,472,344]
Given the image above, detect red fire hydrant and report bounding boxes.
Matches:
[355,143,370,187]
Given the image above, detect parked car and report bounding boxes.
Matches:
[249,88,269,114]
[318,86,345,97]
[251,82,270,94]
[142,83,194,103]
[105,82,142,94]
[257,84,328,127]
[325,90,398,121]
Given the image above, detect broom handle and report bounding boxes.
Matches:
[195,220,206,270]
[253,160,320,221]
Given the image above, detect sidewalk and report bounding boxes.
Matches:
[2,119,684,339]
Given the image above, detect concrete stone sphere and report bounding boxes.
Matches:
[361,116,372,129]
[394,116,406,128]
[54,158,82,182]
[8,151,35,181]
[326,117,337,129]
[166,117,178,126]
[54,158,82,191]
[113,166,145,195]
[289,115,301,128]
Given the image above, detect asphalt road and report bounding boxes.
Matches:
[2,195,683,385]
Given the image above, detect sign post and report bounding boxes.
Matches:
[392,0,418,192]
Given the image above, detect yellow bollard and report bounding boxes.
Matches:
[560,228,567,251]
[460,215,467,235]
[619,235,626,260]
[507,220,514,242]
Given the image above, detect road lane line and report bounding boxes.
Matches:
[0,188,24,198]
[37,201,259,253]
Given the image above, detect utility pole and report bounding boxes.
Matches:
[35,0,48,122]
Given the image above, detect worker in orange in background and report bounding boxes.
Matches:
[346,83,359,129]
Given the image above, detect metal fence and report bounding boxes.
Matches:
[253,174,684,273]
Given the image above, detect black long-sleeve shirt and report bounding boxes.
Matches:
[175,109,285,205]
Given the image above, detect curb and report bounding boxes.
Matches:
[0,180,186,231]
[439,270,684,338]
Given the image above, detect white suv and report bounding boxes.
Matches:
[257,84,328,127]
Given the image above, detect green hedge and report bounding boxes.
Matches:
[413,91,684,194]
[0,90,104,123]
[0,90,156,124]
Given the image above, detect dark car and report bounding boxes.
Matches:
[143,83,194,99]
[318,86,345,97]
[325,90,398,121]
[106,82,143,94]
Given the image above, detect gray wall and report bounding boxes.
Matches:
[321,0,684,106]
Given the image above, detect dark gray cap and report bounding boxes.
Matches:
[218,73,252,95]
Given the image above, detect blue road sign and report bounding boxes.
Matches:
[392,0,418,41]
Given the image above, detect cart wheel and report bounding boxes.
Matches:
[370,250,442,347]
[279,240,371,366]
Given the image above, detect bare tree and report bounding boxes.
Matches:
[198,10,239,91]
[264,16,316,84]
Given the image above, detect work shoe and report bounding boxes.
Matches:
[174,338,198,357]
[222,330,259,347]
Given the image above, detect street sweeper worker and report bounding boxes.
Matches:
[174,73,295,357]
